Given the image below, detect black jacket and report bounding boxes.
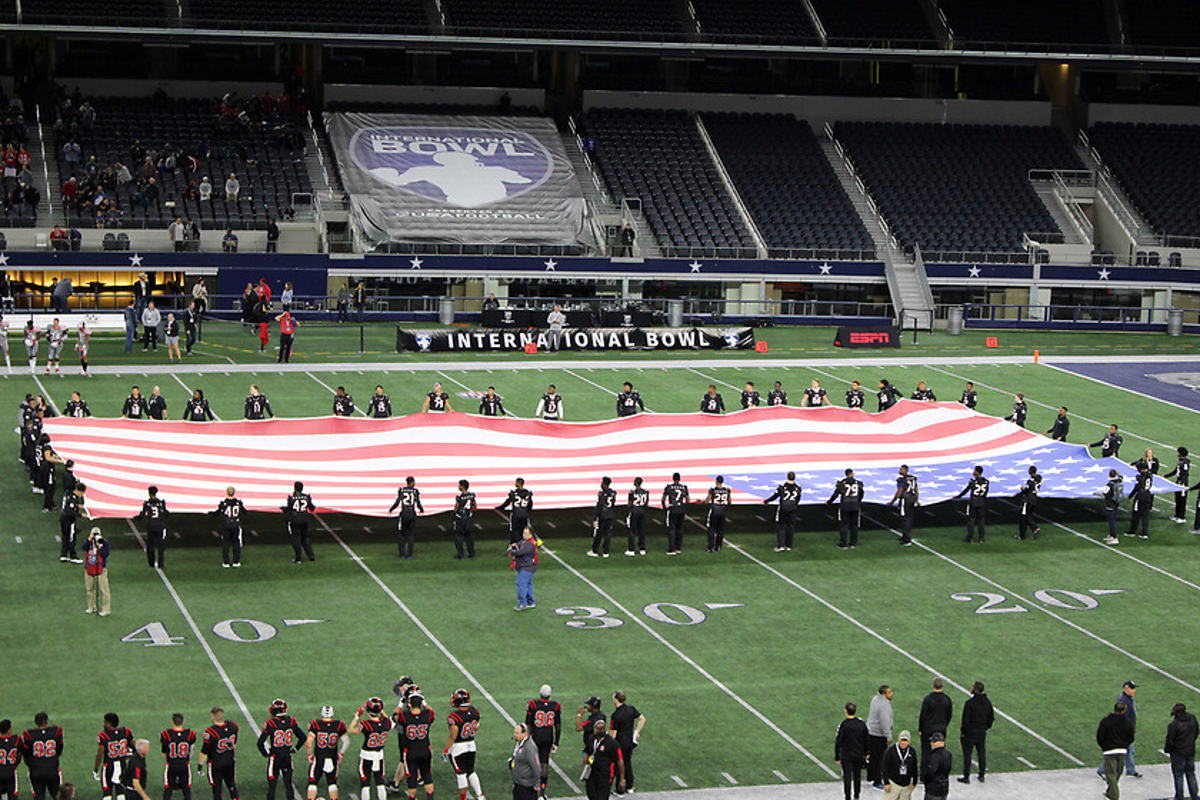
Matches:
[1097,712,1135,752]
[880,743,918,786]
[919,691,953,736]
[922,746,952,794]
[1166,712,1199,759]
[834,717,868,762]
[961,694,995,738]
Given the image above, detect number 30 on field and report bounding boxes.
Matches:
[554,602,714,629]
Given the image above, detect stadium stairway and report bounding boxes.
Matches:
[819,136,894,256]
[693,113,767,258]
[32,111,61,225]
[1075,137,1158,249]
[1032,182,1089,245]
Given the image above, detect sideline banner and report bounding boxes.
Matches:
[397,327,755,353]
[834,325,901,349]
[326,112,587,248]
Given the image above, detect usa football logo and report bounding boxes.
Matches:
[723,332,741,348]
[415,333,432,351]
[350,126,554,208]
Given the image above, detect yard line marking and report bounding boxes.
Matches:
[313,516,582,795]
[721,772,738,785]
[716,522,1083,765]
[124,518,261,736]
[861,511,1200,697]
[1017,757,1038,769]
[686,366,739,392]
[31,375,61,415]
[540,547,839,778]
[562,368,655,412]
[170,373,194,396]
[670,776,687,788]
[772,770,789,782]
[1042,361,1200,417]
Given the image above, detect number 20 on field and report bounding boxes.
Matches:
[951,588,1124,615]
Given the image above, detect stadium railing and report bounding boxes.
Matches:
[950,302,1200,327]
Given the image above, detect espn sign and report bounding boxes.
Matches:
[834,325,902,349]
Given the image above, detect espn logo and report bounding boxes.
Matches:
[848,331,892,344]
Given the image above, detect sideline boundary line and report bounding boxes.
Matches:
[1041,361,1200,417]
[540,546,839,778]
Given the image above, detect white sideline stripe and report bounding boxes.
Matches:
[1042,361,1200,417]
[1017,757,1038,769]
[671,776,687,788]
[771,770,789,783]
[31,374,61,415]
[686,367,739,393]
[306,371,369,417]
[539,546,839,778]
[314,515,582,796]
[123,517,260,736]
[721,773,737,785]
[860,511,1200,697]
[720,530,1084,766]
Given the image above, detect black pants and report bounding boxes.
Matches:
[337,302,347,323]
[30,770,61,800]
[163,763,192,800]
[208,762,238,800]
[289,520,314,561]
[1128,496,1151,537]
[42,467,57,510]
[627,511,645,552]
[185,326,196,354]
[619,739,636,789]
[60,517,78,559]
[512,785,537,800]
[584,774,611,800]
[510,513,529,544]
[965,504,985,542]
[866,735,887,784]
[838,507,860,547]
[840,757,864,800]
[706,510,725,551]
[776,508,797,548]
[665,509,685,552]
[1176,490,1189,520]
[398,515,415,558]
[144,327,158,350]
[147,528,167,567]
[962,736,986,778]
[897,504,914,544]
[593,518,612,555]
[277,334,293,363]
[221,525,242,565]
[1018,508,1039,539]
[454,519,475,557]
[265,756,297,800]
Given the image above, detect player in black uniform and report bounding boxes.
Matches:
[183,391,214,422]
[534,386,563,421]
[477,388,505,417]
[590,477,616,557]
[1014,466,1042,540]
[135,486,170,568]
[699,386,724,415]
[1005,393,1027,427]
[122,387,149,419]
[887,465,918,546]
[258,700,304,800]
[443,691,481,800]
[802,379,827,407]
[244,386,273,420]
[704,476,731,552]
[1046,407,1069,441]
[161,714,196,800]
[453,481,476,560]
[768,381,787,406]
[393,695,434,800]
[63,392,91,418]
[210,487,246,567]
[283,482,315,563]
[954,466,989,543]
[615,382,644,417]
[304,705,345,800]
[333,387,356,417]
[1101,469,1124,544]
[525,686,560,799]
[496,478,533,545]
[1090,425,1123,459]
[845,380,865,409]
[39,434,66,512]
[348,699,391,800]
[1166,447,1192,524]
[199,707,239,800]
[763,472,801,551]
[146,387,168,421]
[94,714,134,800]
[0,720,21,800]
[573,699,605,774]
[740,382,760,409]
[661,473,689,555]
[608,693,642,794]
[1126,463,1154,540]
[911,381,936,402]
[367,387,392,419]
[827,469,864,549]
[21,713,62,800]
[389,477,424,559]
[876,380,899,412]
[625,478,649,556]
[59,483,86,563]
[960,382,977,410]
[421,384,451,414]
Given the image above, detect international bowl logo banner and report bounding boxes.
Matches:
[327,112,587,248]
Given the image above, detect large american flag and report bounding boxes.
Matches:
[43,401,1166,519]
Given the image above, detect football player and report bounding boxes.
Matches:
[534,386,563,421]
[282,482,316,563]
[332,387,355,417]
[625,477,649,556]
[0,719,21,800]
[304,705,345,800]
[210,487,246,568]
[953,466,990,543]
[393,693,435,800]
[615,382,644,417]
[160,714,196,800]
[452,481,476,560]
[802,379,826,407]
[389,478,424,559]
[703,476,731,553]
[699,385,724,414]
[496,478,532,545]
[767,381,788,406]
[243,386,274,420]
[763,473,802,552]
[661,473,689,555]
[887,465,919,546]
[347,699,391,800]
[826,468,864,550]
[590,477,616,558]
[740,381,760,409]
[198,707,239,800]
[21,712,63,800]
[442,690,482,800]
[845,380,865,409]
[367,386,392,419]
[257,700,305,800]
[94,713,134,800]
[1015,466,1042,540]
[421,384,451,414]
[524,686,560,798]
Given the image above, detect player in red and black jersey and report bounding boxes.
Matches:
[442,690,482,800]
[304,706,345,800]
[94,713,134,800]
[160,714,196,800]
[198,706,239,800]
[21,712,63,800]
[256,700,305,800]
[347,699,391,800]
[0,719,23,800]
[525,686,561,798]
[393,693,434,800]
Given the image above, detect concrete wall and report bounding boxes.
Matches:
[0,223,318,254]
[1089,103,1200,126]
[64,78,286,101]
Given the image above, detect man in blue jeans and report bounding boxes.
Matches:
[1098,681,1142,779]
[509,527,537,611]
[1166,702,1199,800]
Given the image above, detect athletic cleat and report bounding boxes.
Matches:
[586,550,598,557]
[232,562,241,567]
[1103,536,1119,544]
[624,550,636,556]
[639,549,647,555]
[773,547,785,552]
[1173,517,1186,524]
[222,563,231,568]
[602,553,609,558]
[1137,534,1149,539]
[69,557,83,564]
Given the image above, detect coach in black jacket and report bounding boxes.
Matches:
[881,731,918,795]
[919,678,953,766]
[959,681,995,784]
[1098,703,1135,800]
[922,733,952,800]
[1166,703,1200,800]
[834,702,869,800]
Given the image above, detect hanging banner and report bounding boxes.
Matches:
[397,327,755,353]
[834,325,901,349]
[326,112,587,249]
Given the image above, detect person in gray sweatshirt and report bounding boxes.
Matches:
[866,685,894,789]
[141,301,162,351]
[510,723,541,800]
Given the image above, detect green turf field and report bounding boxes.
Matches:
[2,323,1200,798]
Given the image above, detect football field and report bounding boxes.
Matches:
[3,323,1200,799]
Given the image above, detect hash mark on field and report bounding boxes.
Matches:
[544,521,556,529]
[721,772,738,785]
[363,526,373,533]
[14,536,21,544]
[772,770,789,782]
[251,529,259,537]
[438,524,446,532]
[1017,757,1038,769]
[671,776,687,788]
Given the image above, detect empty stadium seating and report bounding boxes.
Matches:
[20,0,166,26]
[190,0,427,31]
[54,96,310,230]
[442,0,685,38]
[702,112,874,258]
[690,0,816,42]
[809,0,934,44]
[835,122,1083,257]
[1089,122,1200,240]
[1125,5,1200,50]
[938,0,1109,46]
[582,108,756,258]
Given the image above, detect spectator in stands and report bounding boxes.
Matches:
[619,223,635,256]
[225,173,240,202]
[167,217,186,253]
[79,102,95,132]
[144,176,159,205]
[23,182,39,218]
[183,181,197,201]
[62,140,81,167]
[60,178,77,209]
[266,219,279,253]
[17,165,33,189]
[336,283,349,323]
[138,156,155,183]
[186,217,200,251]
[69,228,81,251]
[115,162,132,186]
[84,155,99,181]
[284,206,296,221]
[198,176,212,202]
[222,230,239,253]
[49,227,68,252]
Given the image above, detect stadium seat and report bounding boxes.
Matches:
[1089,122,1200,240]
